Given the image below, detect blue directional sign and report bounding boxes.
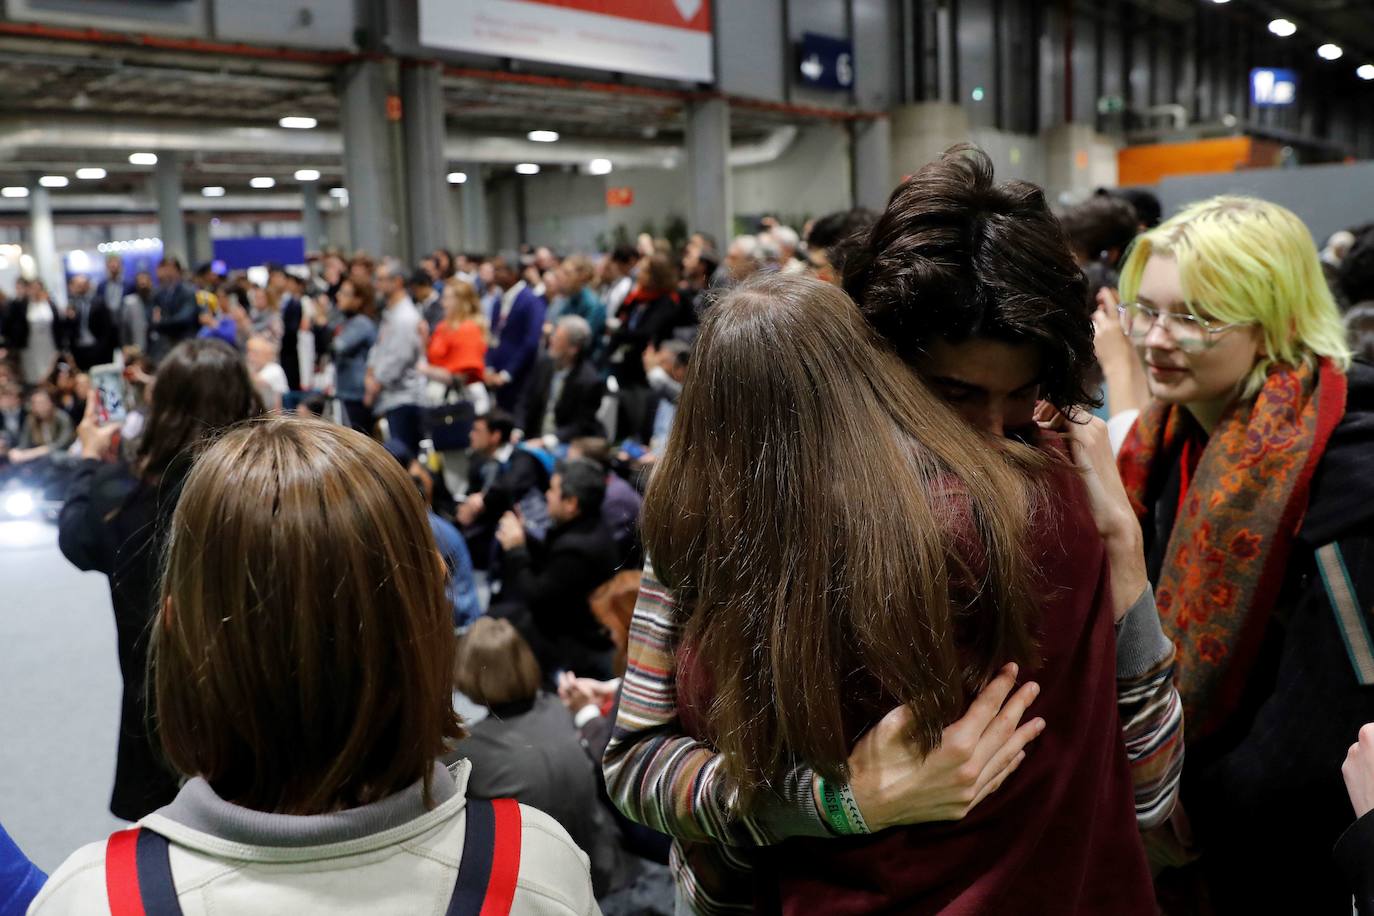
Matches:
[797,32,855,92]
[1251,68,1298,107]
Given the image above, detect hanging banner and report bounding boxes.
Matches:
[418,0,713,83]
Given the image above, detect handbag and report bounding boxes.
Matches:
[425,395,476,452]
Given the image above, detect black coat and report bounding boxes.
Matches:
[1151,361,1374,915]
[607,291,678,388]
[1,298,66,354]
[501,513,618,649]
[57,459,183,820]
[280,294,302,391]
[522,355,606,441]
[467,448,551,529]
[70,295,117,369]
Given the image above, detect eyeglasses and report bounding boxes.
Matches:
[1117,301,1250,352]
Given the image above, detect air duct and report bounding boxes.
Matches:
[0,116,799,171]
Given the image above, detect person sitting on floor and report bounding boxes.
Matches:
[489,458,619,681]
[384,438,482,630]
[457,410,551,569]
[566,436,642,568]
[445,617,630,897]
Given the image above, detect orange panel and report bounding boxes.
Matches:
[1117,137,1254,186]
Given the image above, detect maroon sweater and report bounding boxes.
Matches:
[688,467,1156,915]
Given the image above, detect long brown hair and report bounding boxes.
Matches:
[641,274,1043,796]
[154,418,464,814]
[137,339,264,482]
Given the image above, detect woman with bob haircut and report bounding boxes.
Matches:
[33,418,598,916]
[1116,196,1374,913]
[449,617,630,897]
[613,272,1159,914]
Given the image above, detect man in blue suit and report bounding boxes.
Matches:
[485,258,547,416]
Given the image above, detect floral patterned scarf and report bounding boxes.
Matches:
[1118,358,1347,740]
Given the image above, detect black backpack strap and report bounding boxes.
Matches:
[107,828,183,916]
[447,798,496,916]
[447,798,522,916]
[135,829,183,916]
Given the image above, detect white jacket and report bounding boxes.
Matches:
[29,760,600,915]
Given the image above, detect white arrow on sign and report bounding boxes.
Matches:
[800,54,824,82]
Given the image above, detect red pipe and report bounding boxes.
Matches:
[443,66,690,102]
[0,21,885,124]
[445,67,883,122]
[0,20,360,65]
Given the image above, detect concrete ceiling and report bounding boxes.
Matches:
[0,32,819,198]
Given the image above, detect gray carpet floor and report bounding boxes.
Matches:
[0,518,127,874]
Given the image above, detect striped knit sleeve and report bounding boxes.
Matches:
[602,565,832,846]
[1115,585,1185,830]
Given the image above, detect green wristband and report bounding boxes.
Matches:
[817,776,858,835]
[837,781,870,834]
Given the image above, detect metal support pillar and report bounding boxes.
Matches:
[28,179,64,305]
[153,152,187,266]
[301,180,326,254]
[401,61,449,260]
[338,60,404,257]
[686,97,732,246]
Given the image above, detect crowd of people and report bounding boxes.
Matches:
[2,144,1374,915]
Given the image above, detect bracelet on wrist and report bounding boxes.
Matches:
[813,780,857,834]
[836,780,870,834]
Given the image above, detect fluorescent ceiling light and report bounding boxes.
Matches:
[447,171,468,184]
[128,152,158,165]
[38,175,68,188]
[1358,64,1374,81]
[250,177,276,189]
[2,187,28,198]
[588,158,613,176]
[515,163,540,175]
[75,167,106,180]
[294,169,321,181]
[329,187,348,198]
[1318,44,1343,61]
[279,116,318,129]
[202,186,226,197]
[1268,19,1297,38]
[527,130,559,143]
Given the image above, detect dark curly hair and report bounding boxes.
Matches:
[841,145,1099,412]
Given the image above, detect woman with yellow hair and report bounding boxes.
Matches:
[1116,195,1374,913]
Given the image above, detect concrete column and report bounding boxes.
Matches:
[686,97,732,247]
[300,180,325,253]
[153,152,188,266]
[28,180,64,307]
[1043,123,1118,206]
[851,117,894,210]
[338,60,403,258]
[401,61,449,261]
[459,164,490,254]
[188,217,214,267]
[889,102,970,179]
